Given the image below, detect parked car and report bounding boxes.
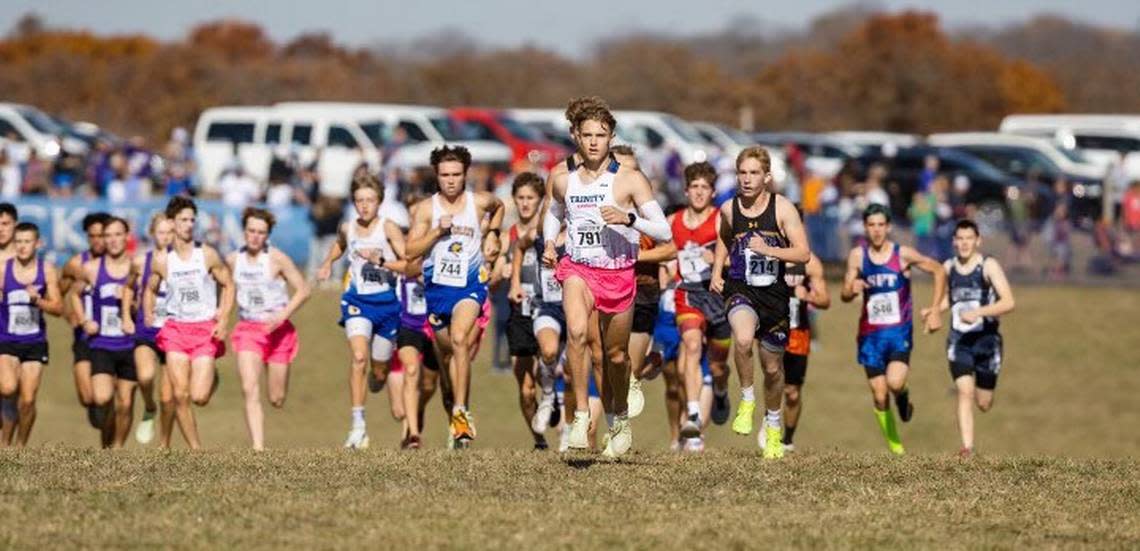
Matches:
[450,107,568,169]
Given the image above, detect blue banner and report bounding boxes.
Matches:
[10,197,314,266]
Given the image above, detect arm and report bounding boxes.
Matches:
[840,247,865,303]
[620,170,672,242]
[207,247,236,340]
[120,256,142,334]
[405,199,446,260]
[508,234,528,303]
[750,196,810,264]
[71,263,98,335]
[268,249,312,330]
[901,246,946,333]
[638,241,677,263]
[385,220,407,261]
[804,254,830,310]
[36,264,64,316]
[710,206,732,294]
[541,175,566,267]
[938,260,952,313]
[317,223,348,282]
[142,256,165,328]
[971,258,1015,318]
[480,192,505,267]
[60,256,83,326]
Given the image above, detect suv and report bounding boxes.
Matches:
[450,108,568,170]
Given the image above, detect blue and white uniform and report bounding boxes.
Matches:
[339,218,400,359]
[946,257,1003,390]
[423,191,488,328]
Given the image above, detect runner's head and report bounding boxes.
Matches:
[82,212,111,256]
[148,213,174,250]
[862,204,892,248]
[350,172,383,222]
[952,219,981,260]
[430,145,471,200]
[13,222,38,262]
[0,203,17,248]
[609,144,639,171]
[735,147,773,199]
[242,207,276,253]
[684,162,717,211]
[511,172,544,222]
[164,196,197,243]
[566,96,616,165]
[102,216,130,258]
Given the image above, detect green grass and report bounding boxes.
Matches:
[3,283,1139,548]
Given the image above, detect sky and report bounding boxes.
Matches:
[4,0,1139,56]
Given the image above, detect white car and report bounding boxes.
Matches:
[927,132,1106,181]
[0,102,88,162]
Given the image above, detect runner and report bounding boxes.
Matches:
[941,219,1015,458]
[316,173,405,450]
[121,213,174,446]
[671,162,733,446]
[710,146,810,460]
[0,222,62,446]
[542,96,672,458]
[227,207,311,451]
[60,211,110,443]
[144,197,236,450]
[776,251,830,452]
[0,202,19,444]
[406,145,503,448]
[503,172,551,449]
[839,203,945,455]
[73,216,139,448]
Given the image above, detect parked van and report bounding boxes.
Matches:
[0,102,88,162]
[1000,114,1140,197]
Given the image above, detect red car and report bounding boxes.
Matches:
[450,108,569,170]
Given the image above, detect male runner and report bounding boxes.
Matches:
[0,202,20,444]
[61,212,110,439]
[773,251,829,452]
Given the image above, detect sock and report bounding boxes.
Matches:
[687,400,700,418]
[452,404,467,416]
[896,388,910,410]
[741,386,755,402]
[351,406,365,430]
[605,413,615,428]
[575,409,589,421]
[538,359,555,391]
[765,409,781,428]
[783,425,797,445]
[874,408,902,448]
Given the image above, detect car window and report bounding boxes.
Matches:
[0,119,23,141]
[265,123,282,145]
[291,124,312,145]
[643,126,665,149]
[206,122,255,143]
[327,126,358,149]
[398,121,429,142]
[1075,135,1140,153]
[463,120,499,142]
[359,121,386,146]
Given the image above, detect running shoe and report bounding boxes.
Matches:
[532,387,556,434]
[367,369,385,394]
[627,377,645,419]
[601,416,632,459]
[558,423,572,453]
[344,427,369,449]
[534,437,549,451]
[711,392,730,425]
[134,409,157,444]
[783,443,796,454]
[451,410,476,443]
[400,434,421,450]
[888,441,906,456]
[680,414,701,439]
[897,391,914,423]
[732,400,755,435]
[683,437,705,453]
[567,412,589,450]
[642,351,664,381]
[762,424,784,460]
[958,447,973,459]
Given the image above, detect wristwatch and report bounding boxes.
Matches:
[625,212,636,227]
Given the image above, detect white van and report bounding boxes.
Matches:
[927,132,1106,181]
[613,111,714,167]
[0,103,87,162]
[689,121,787,184]
[1000,114,1140,190]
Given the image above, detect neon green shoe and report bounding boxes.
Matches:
[762,424,784,460]
[732,400,755,435]
[888,442,906,456]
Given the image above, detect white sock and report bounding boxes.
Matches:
[575,409,589,421]
[766,409,781,427]
[741,386,756,402]
[351,406,365,430]
[539,360,555,392]
[605,413,615,428]
[452,405,467,416]
[687,400,700,418]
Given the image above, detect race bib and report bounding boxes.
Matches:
[951,300,983,333]
[661,288,677,314]
[572,223,604,258]
[154,284,169,327]
[357,262,391,294]
[432,252,468,288]
[405,281,427,315]
[744,249,778,287]
[175,286,206,317]
[679,245,711,283]
[7,301,39,336]
[788,297,801,328]
[866,292,901,326]
[540,266,562,303]
[520,283,535,317]
[100,306,124,337]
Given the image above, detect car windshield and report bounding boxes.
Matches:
[19,107,65,134]
[664,115,706,144]
[948,151,1008,181]
[359,121,386,146]
[429,116,466,141]
[497,116,543,141]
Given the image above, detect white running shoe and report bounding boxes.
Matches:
[683,437,705,453]
[558,423,572,453]
[627,377,645,419]
[568,412,590,450]
[784,443,796,453]
[134,409,156,444]
[344,427,369,449]
[680,415,702,439]
[601,416,632,459]
[532,388,556,434]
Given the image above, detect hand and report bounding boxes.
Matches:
[265,311,288,333]
[316,263,332,282]
[959,309,979,325]
[439,215,453,233]
[747,235,771,255]
[542,247,557,268]
[509,284,525,304]
[122,317,136,336]
[143,310,155,328]
[212,318,229,341]
[794,285,809,301]
[82,319,99,336]
[921,307,942,334]
[847,279,868,296]
[701,248,715,264]
[356,248,382,265]
[24,285,42,305]
[710,274,724,294]
[599,205,629,226]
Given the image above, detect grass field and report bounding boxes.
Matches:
[2,282,1138,548]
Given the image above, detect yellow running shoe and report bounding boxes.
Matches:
[451,410,476,443]
[762,424,784,460]
[732,400,755,435]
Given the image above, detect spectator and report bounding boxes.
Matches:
[0,150,20,199]
[1046,178,1072,279]
[164,161,194,197]
[21,149,50,195]
[908,191,937,258]
[220,166,261,208]
[919,154,939,193]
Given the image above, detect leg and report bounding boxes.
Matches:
[237,351,266,450]
[158,366,176,448]
[112,378,137,448]
[188,356,217,407]
[91,372,116,449]
[165,352,201,449]
[885,360,913,421]
[0,356,17,446]
[398,346,423,439]
[418,367,439,433]
[347,335,371,409]
[561,277,596,414]
[679,328,704,424]
[513,355,539,441]
[783,384,802,441]
[758,347,785,416]
[446,300,483,410]
[386,370,405,421]
[266,362,290,409]
[599,308,634,416]
[954,374,976,452]
[628,332,652,380]
[662,358,682,445]
[15,361,44,447]
[728,308,759,434]
[866,373,903,454]
[73,360,94,407]
[134,346,159,414]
